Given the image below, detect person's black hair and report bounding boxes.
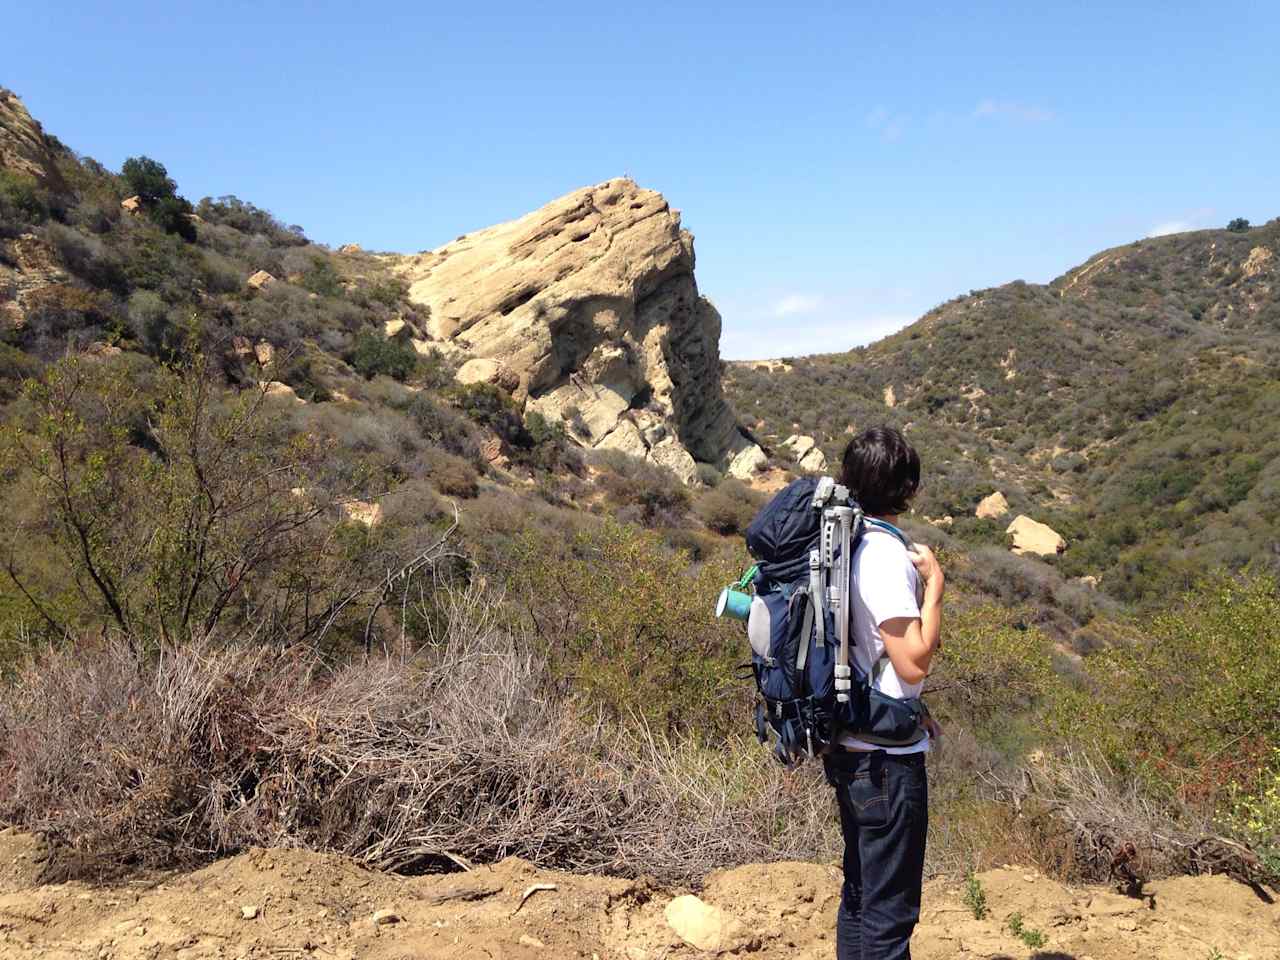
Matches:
[839,425,920,517]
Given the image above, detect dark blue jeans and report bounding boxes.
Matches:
[823,750,928,960]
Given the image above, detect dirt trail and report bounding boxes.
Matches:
[0,829,1275,959]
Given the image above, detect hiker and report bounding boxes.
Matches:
[825,425,942,960]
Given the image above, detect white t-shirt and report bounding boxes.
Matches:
[838,526,930,754]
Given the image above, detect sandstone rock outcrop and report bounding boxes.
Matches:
[1007,515,1066,557]
[247,270,276,290]
[727,443,768,481]
[798,446,827,473]
[339,500,383,527]
[0,88,66,190]
[257,381,303,403]
[390,178,747,482]
[455,357,519,393]
[976,491,1010,520]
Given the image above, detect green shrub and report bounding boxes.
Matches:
[350,331,416,381]
[694,479,760,535]
[1007,912,1046,948]
[300,255,343,297]
[507,519,743,736]
[423,447,480,498]
[406,393,481,463]
[148,195,197,242]
[0,170,48,236]
[588,449,690,528]
[962,871,988,919]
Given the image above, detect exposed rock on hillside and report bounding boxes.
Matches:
[976,490,1010,520]
[0,88,66,190]
[390,178,747,481]
[1007,514,1066,557]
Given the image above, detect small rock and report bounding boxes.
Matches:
[518,934,546,948]
[665,895,748,953]
[371,909,400,925]
[240,905,259,920]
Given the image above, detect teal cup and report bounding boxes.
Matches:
[715,587,753,621]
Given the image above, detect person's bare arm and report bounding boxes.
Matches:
[879,544,944,685]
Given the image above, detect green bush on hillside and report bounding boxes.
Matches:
[350,330,417,381]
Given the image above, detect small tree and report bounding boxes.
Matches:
[350,331,417,381]
[1227,218,1251,233]
[120,156,176,203]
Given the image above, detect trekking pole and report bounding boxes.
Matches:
[831,505,855,703]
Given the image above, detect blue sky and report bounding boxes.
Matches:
[8,2,1278,357]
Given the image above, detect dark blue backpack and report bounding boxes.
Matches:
[740,476,927,765]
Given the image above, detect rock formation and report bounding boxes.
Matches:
[976,491,1010,520]
[0,88,66,191]
[1006,515,1066,557]
[389,178,748,482]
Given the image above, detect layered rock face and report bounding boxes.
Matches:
[0,88,66,190]
[390,179,747,483]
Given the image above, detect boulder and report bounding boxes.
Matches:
[339,500,383,527]
[337,243,363,254]
[664,895,748,954]
[120,195,142,215]
[247,270,276,290]
[649,436,699,486]
[597,419,649,460]
[1076,575,1099,590]
[976,491,1010,520]
[1006,515,1066,557]
[257,381,303,404]
[83,341,123,359]
[389,178,747,484]
[798,446,827,473]
[231,335,254,360]
[253,340,274,367]
[455,357,519,394]
[781,434,816,458]
[727,443,767,481]
[384,318,407,338]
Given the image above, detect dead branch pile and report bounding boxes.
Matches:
[0,582,836,883]
[988,749,1272,887]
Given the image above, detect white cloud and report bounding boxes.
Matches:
[973,99,1054,123]
[1147,220,1192,237]
[770,293,824,318]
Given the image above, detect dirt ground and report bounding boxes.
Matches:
[0,827,1275,959]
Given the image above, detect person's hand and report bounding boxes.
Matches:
[923,714,943,740]
[908,543,944,592]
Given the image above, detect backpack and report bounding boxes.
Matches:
[733,476,928,765]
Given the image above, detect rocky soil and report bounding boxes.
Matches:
[1,829,1274,959]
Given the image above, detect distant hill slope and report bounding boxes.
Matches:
[726,222,1280,603]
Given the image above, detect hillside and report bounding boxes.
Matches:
[726,221,1280,604]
